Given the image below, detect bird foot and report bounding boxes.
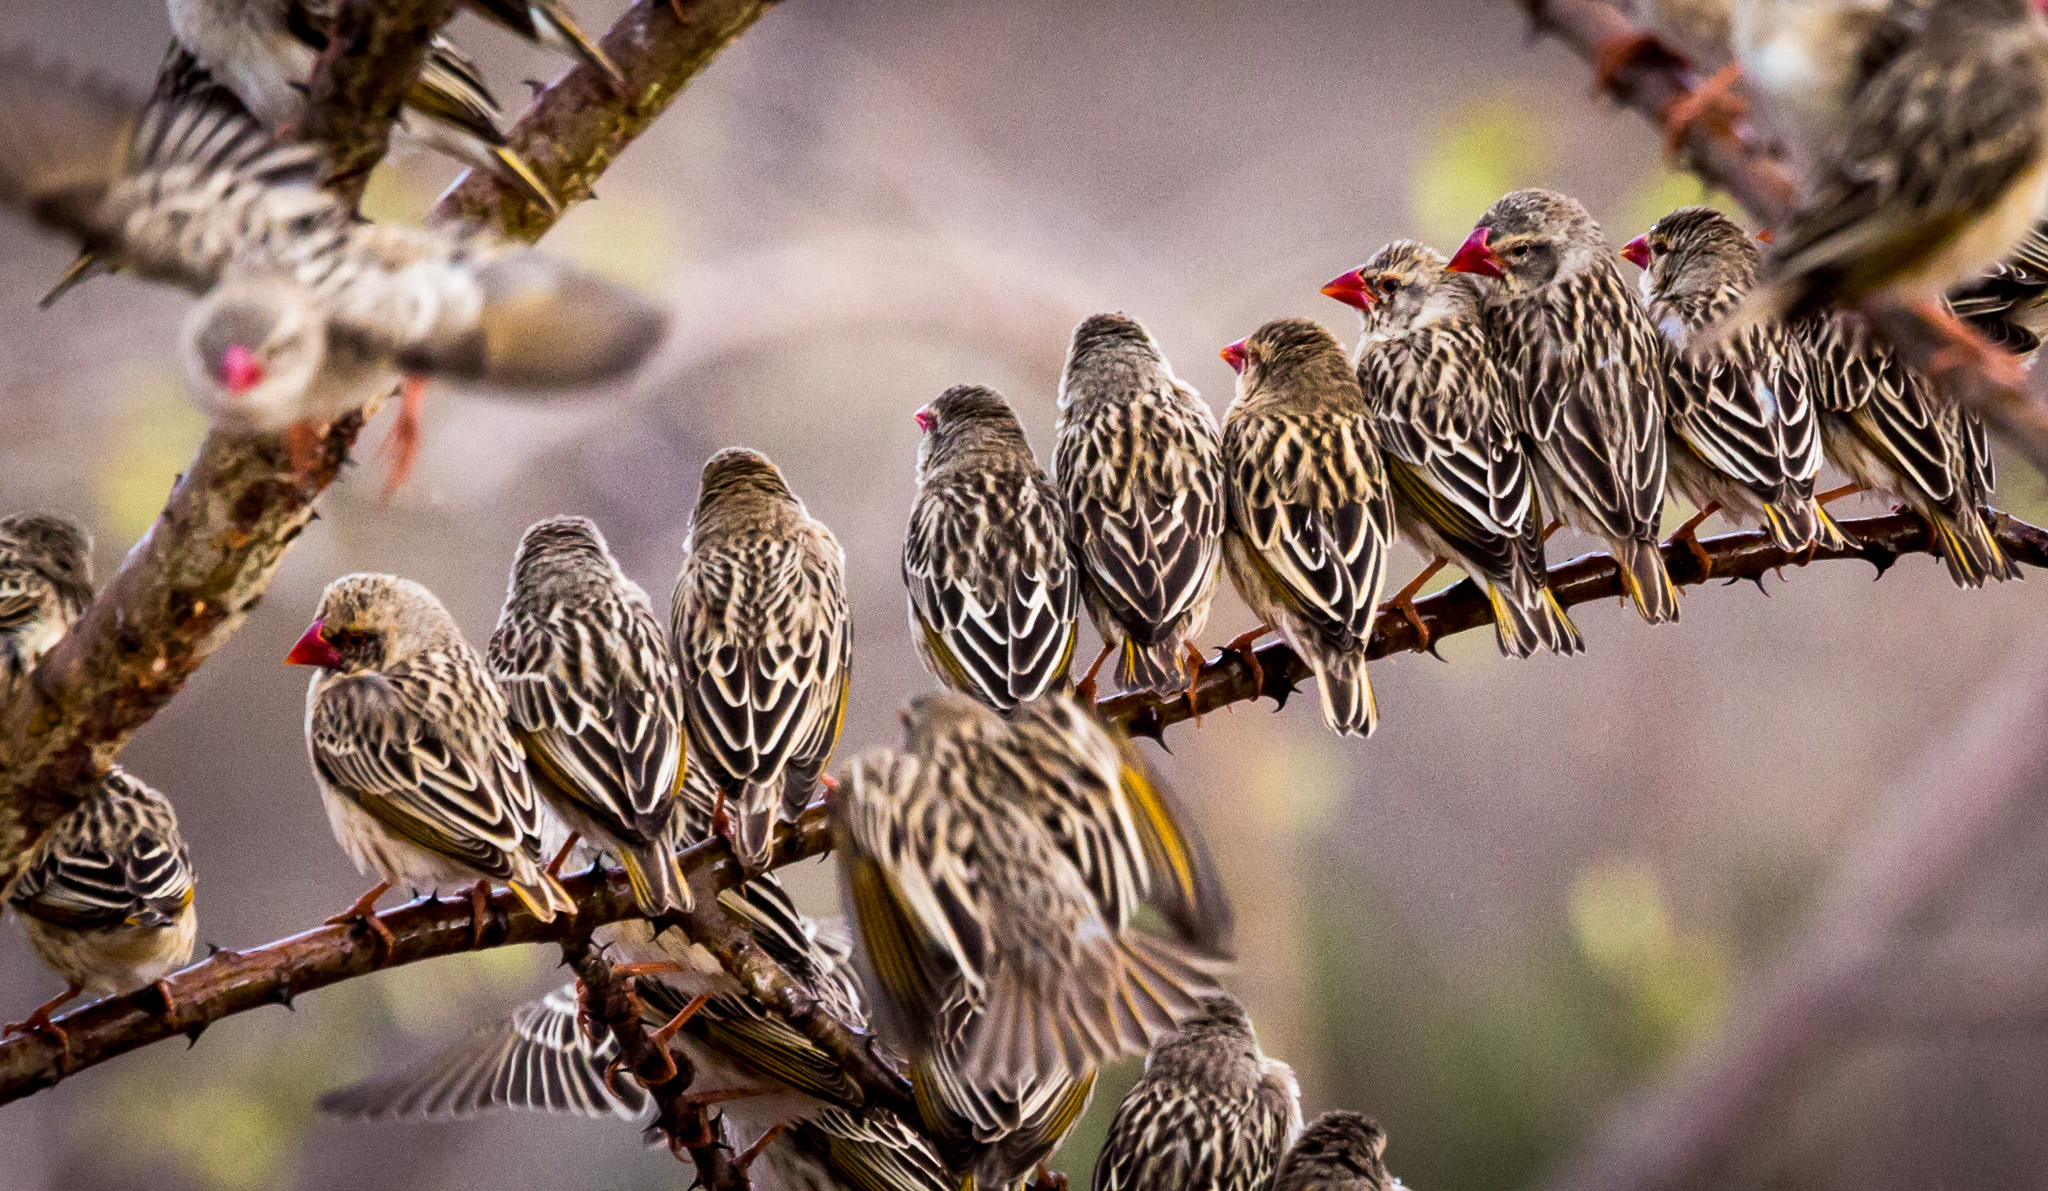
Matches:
[377,375,429,502]
[285,421,327,484]
[1816,482,1865,507]
[324,881,395,956]
[1381,557,1447,652]
[3,985,81,1068]
[1658,62,1745,159]
[1664,503,1721,577]
[647,991,713,1053]
[1219,626,1272,699]
[1029,1164,1071,1191]
[1591,30,1683,99]
[708,791,735,852]
[467,880,492,949]
[1541,519,1565,542]
[1182,642,1207,724]
[545,832,583,879]
[152,978,178,1024]
[1074,642,1114,706]
[734,1122,789,1173]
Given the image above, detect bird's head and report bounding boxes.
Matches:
[1447,188,1604,295]
[1220,317,1347,397]
[179,280,326,433]
[288,573,457,674]
[1621,205,1759,303]
[1324,239,1466,333]
[912,385,1032,478]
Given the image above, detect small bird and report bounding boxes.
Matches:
[1799,312,2019,585]
[162,2,560,211]
[489,516,690,917]
[1051,313,1226,701]
[1326,242,1584,658]
[289,573,574,933]
[1272,1111,1398,1191]
[905,385,1079,713]
[671,449,851,872]
[0,513,93,708]
[1218,318,1395,737]
[1622,206,1846,553]
[1448,188,1681,625]
[1091,994,1302,1191]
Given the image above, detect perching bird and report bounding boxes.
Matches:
[1051,313,1226,700]
[1798,312,2019,585]
[0,513,93,708]
[289,573,574,930]
[1449,188,1681,624]
[4,768,196,1045]
[1272,1111,1397,1191]
[1951,220,2048,355]
[489,516,690,917]
[162,2,559,211]
[671,449,851,872]
[833,694,1224,1089]
[1326,242,1584,659]
[1623,206,1846,552]
[1091,994,1302,1191]
[1218,318,1395,737]
[905,385,1079,713]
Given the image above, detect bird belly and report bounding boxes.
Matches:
[321,782,483,889]
[20,904,197,997]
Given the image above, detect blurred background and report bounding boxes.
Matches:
[4,1,2048,1188]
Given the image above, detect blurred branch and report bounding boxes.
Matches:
[301,0,460,208]
[1102,510,2048,741]
[1511,0,2048,486]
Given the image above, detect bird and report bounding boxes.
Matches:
[1622,206,1847,555]
[1448,188,1682,625]
[832,693,1225,1091]
[671,448,851,872]
[1798,311,2019,586]
[3,767,197,1051]
[0,513,93,708]
[1051,313,1226,702]
[1217,318,1395,737]
[161,2,560,211]
[488,515,690,917]
[905,384,1079,713]
[0,52,669,488]
[1090,993,1302,1191]
[1325,242,1584,659]
[289,572,574,938]
[1272,1111,1399,1191]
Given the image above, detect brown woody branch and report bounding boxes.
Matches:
[301,0,461,209]
[1514,0,2048,488]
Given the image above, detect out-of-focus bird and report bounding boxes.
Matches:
[0,513,93,708]
[1799,312,2019,585]
[905,385,1079,713]
[1091,994,1301,1191]
[1272,1111,1397,1191]
[289,573,573,934]
[1951,221,2048,355]
[1325,243,1583,659]
[4,768,196,1048]
[1052,313,1225,701]
[162,0,561,211]
[671,449,851,872]
[489,516,690,917]
[1218,318,1394,737]
[1623,206,1846,553]
[1448,189,1681,624]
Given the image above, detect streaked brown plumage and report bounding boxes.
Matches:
[1951,220,2048,355]
[1272,1111,1396,1191]
[1219,318,1395,737]
[1449,188,1681,624]
[906,385,1079,713]
[671,448,851,871]
[1331,242,1583,658]
[292,573,573,922]
[1052,313,1225,696]
[0,513,93,709]
[490,516,689,916]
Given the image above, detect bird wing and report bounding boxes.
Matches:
[1092,1080,1223,1191]
[0,47,139,243]
[1806,315,1965,505]
[1672,315,1823,492]
[405,37,510,148]
[1949,220,2048,351]
[799,1106,959,1191]
[10,769,192,930]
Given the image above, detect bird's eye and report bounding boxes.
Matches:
[1381,278,1402,295]
[1507,244,1529,258]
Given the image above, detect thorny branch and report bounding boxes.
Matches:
[301,0,461,209]
[1513,0,2048,486]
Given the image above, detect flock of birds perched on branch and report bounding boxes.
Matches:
[3,0,2048,1187]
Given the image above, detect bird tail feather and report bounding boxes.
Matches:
[1932,505,2020,588]
[1311,650,1377,738]
[618,838,692,916]
[1616,539,1681,625]
[1486,582,1584,659]
[1116,636,1189,697]
[508,857,575,923]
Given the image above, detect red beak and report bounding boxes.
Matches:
[913,405,935,433]
[1620,234,1652,269]
[1320,269,1373,311]
[1446,227,1505,279]
[1219,338,1249,374]
[285,619,344,669]
[1755,228,1775,245]
[222,344,265,394]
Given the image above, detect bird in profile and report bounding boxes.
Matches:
[1449,188,1681,625]
[1272,1111,1401,1191]
[1219,318,1394,737]
[290,573,574,939]
[0,513,93,708]
[1326,242,1582,659]
[1052,313,1225,702]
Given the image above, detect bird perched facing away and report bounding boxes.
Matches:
[671,449,851,872]
[1623,206,1846,553]
[489,516,689,916]
[4,768,196,1047]
[1218,318,1394,737]
[289,573,573,931]
[1326,243,1583,659]
[1448,189,1681,625]
[1272,1111,1397,1191]
[0,513,93,708]
[905,385,1079,713]
[1091,994,1302,1191]
[1052,313,1225,701]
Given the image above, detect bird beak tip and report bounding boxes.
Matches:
[284,619,342,669]
[1219,339,1248,374]
[1320,270,1372,310]
[1445,227,1505,279]
[1619,234,1652,269]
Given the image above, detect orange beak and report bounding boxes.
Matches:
[1321,269,1373,311]
[285,619,344,669]
[1219,338,1249,374]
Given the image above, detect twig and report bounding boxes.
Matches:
[300,0,461,208]
[1512,0,2048,504]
